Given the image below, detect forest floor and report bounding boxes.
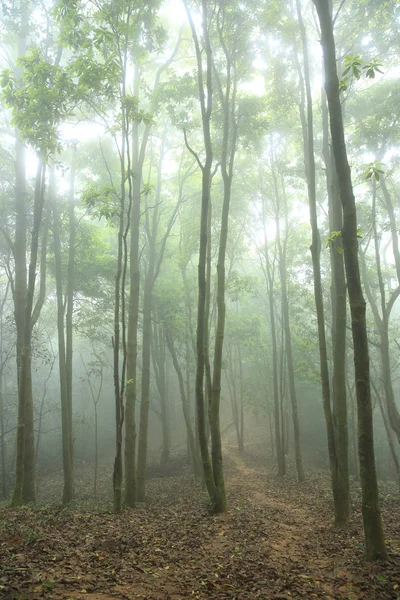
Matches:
[1,445,400,600]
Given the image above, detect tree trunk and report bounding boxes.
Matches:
[295,0,339,522]
[321,90,350,525]
[112,98,129,513]
[136,273,153,502]
[313,0,387,561]
[166,331,201,477]
[225,345,241,452]
[237,344,244,453]
[124,66,142,508]
[183,0,216,504]
[66,167,76,478]
[0,282,9,499]
[12,158,46,506]
[52,167,73,505]
[0,359,6,499]
[136,130,172,501]
[276,170,305,482]
[153,323,170,466]
[346,377,359,481]
[11,7,29,507]
[372,381,400,491]
[262,194,285,477]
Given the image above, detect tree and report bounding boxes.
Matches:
[313,0,387,561]
[136,130,184,502]
[51,166,74,504]
[295,0,349,524]
[2,49,75,504]
[275,169,305,482]
[182,0,220,509]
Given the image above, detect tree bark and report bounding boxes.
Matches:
[66,167,76,477]
[124,64,142,508]
[321,90,350,524]
[295,0,339,522]
[313,0,387,561]
[183,0,217,504]
[166,330,201,477]
[262,189,285,477]
[52,167,73,505]
[276,171,305,482]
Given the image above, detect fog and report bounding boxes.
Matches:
[0,0,399,597]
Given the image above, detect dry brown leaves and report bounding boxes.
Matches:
[0,447,399,600]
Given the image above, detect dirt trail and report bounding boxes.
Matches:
[1,450,399,599]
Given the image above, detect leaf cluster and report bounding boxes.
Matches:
[339,54,383,92]
[1,48,79,157]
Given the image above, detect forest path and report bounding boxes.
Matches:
[226,450,355,598]
[1,448,399,599]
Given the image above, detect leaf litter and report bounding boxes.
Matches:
[1,446,399,600]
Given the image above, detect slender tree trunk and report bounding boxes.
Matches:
[155,326,170,466]
[136,274,153,502]
[276,171,305,482]
[113,94,129,513]
[11,7,29,507]
[136,132,168,501]
[268,409,274,458]
[372,381,400,491]
[346,377,359,481]
[237,344,244,452]
[322,90,350,524]
[12,158,46,506]
[295,0,340,521]
[225,350,241,451]
[262,194,285,476]
[124,37,182,504]
[124,67,142,508]
[94,403,98,499]
[66,167,76,478]
[359,178,400,445]
[166,331,201,477]
[313,0,387,560]
[0,282,9,499]
[204,200,213,443]
[0,375,6,499]
[52,168,73,505]
[185,319,194,463]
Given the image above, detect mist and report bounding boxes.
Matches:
[0,0,399,598]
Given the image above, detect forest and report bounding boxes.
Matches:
[0,0,399,598]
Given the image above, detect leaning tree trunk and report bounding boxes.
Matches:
[313,0,387,561]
